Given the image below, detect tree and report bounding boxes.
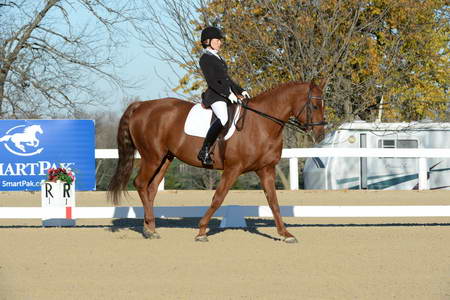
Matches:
[0,0,136,118]
[369,0,449,121]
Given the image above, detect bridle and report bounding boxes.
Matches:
[289,85,328,130]
[238,84,327,132]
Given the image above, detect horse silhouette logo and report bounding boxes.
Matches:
[0,124,44,156]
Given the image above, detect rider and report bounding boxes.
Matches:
[197,26,250,166]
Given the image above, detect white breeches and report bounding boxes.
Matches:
[210,101,228,126]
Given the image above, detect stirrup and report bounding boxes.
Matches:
[197,146,213,166]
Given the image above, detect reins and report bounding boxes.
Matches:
[238,101,285,127]
[237,85,327,132]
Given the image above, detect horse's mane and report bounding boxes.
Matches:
[24,125,40,134]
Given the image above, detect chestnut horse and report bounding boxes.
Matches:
[108,81,325,243]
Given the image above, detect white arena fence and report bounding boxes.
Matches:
[96,148,450,191]
[1,148,449,227]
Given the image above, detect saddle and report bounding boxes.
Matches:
[184,103,242,141]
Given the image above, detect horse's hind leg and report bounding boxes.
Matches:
[256,165,297,243]
[135,154,173,239]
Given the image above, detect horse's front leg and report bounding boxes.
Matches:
[26,138,37,147]
[14,141,26,152]
[195,167,241,242]
[256,165,297,243]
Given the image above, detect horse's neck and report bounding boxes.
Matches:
[253,86,299,122]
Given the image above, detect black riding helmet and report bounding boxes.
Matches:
[201,26,224,43]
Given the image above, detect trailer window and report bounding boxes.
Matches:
[397,140,418,148]
[378,140,395,148]
[378,139,418,148]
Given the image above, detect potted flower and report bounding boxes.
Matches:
[42,167,76,206]
[46,167,75,185]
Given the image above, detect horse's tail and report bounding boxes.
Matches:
[107,101,142,205]
[0,135,11,142]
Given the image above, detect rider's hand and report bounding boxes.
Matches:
[242,91,250,99]
[228,92,238,103]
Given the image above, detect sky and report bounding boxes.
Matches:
[110,38,183,109]
[97,28,185,113]
[69,2,187,114]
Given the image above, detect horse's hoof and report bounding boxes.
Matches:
[195,235,209,242]
[144,231,161,239]
[143,227,161,239]
[283,237,298,243]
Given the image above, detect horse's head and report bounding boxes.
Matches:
[293,81,326,142]
[26,125,43,135]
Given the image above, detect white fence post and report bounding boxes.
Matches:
[289,157,299,190]
[418,157,428,190]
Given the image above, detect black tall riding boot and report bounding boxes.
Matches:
[197,119,224,166]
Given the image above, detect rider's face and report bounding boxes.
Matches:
[210,38,222,51]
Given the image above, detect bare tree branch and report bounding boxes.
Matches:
[0,0,139,118]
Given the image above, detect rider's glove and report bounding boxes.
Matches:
[242,91,250,99]
[228,92,238,103]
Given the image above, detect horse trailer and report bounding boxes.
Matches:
[303,122,450,190]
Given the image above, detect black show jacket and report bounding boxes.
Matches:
[199,51,244,107]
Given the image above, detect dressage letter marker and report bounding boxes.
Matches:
[41,182,76,227]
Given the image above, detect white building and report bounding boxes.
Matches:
[303,122,450,190]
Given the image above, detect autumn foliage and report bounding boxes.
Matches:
[176,0,449,123]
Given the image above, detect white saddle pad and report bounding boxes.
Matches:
[184,103,241,141]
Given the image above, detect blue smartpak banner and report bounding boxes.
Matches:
[0,120,95,191]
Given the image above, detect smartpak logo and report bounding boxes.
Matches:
[0,124,44,156]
